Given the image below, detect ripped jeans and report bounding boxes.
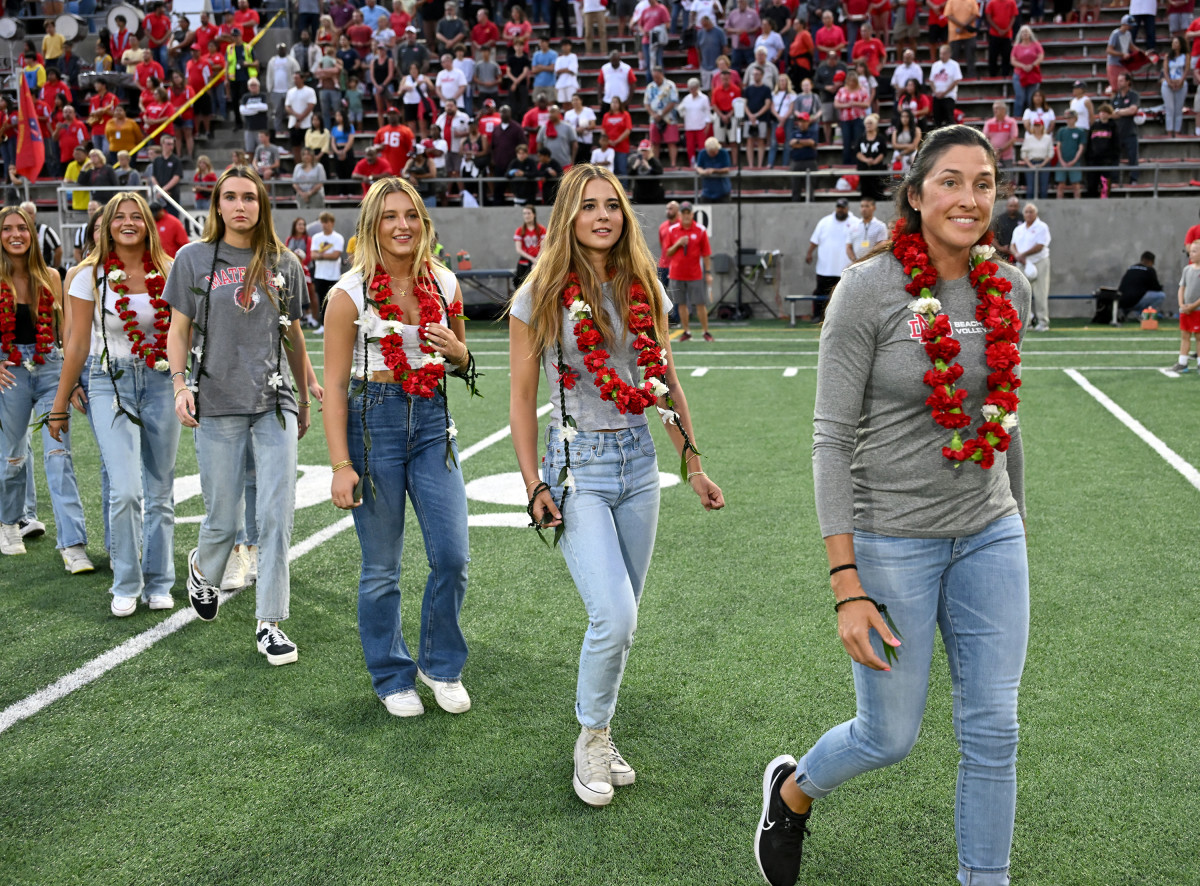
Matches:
[0,345,88,547]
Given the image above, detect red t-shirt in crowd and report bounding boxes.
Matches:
[195,23,219,54]
[145,11,172,46]
[144,101,176,138]
[42,79,71,108]
[352,156,394,192]
[233,8,260,43]
[390,10,412,33]
[712,81,741,113]
[851,37,886,76]
[514,223,546,258]
[374,123,415,174]
[135,60,165,90]
[55,119,88,162]
[666,222,711,281]
[479,112,502,137]
[472,21,500,45]
[193,170,218,200]
[156,212,190,257]
[601,111,632,154]
[658,217,674,268]
[521,107,550,150]
[502,20,532,45]
[87,92,118,138]
[928,0,948,26]
[845,0,869,16]
[169,85,195,121]
[815,24,847,52]
[987,0,1019,37]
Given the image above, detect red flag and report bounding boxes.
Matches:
[15,76,45,181]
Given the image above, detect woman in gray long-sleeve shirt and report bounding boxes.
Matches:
[755,125,1033,886]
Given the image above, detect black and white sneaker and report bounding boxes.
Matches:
[186,548,220,621]
[754,754,811,886]
[18,518,45,539]
[256,621,298,666]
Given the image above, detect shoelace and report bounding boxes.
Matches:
[260,624,291,649]
[606,737,628,767]
[193,586,218,605]
[580,731,611,781]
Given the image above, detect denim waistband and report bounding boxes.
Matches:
[352,380,447,404]
[545,423,653,451]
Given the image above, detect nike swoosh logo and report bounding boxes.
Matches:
[762,819,777,831]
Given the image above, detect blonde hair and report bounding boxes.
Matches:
[202,166,286,309]
[0,206,60,311]
[511,164,666,357]
[81,192,172,279]
[349,176,444,285]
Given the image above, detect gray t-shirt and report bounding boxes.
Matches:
[474,60,501,94]
[813,250,1031,538]
[510,280,672,431]
[164,240,306,418]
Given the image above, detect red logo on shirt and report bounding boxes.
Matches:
[908,312,929,340]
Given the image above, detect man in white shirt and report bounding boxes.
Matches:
[598,51,636,105]
[284,71,317,162]
[433,97,472,176]
[677,77,712,164]
[554,40,580,104]
[1009,201,1052,331]
[265,43,300,136]
[929,44,962,129]
[435,53,468,105]
[890,48,923,95]
[805,197,858,318]
[310,211,344,333]
[845,196,888,261]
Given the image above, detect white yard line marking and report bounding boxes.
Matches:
[690,367,709,377]
[0,404,553,737]
[783,367,798,377]
[1066,369,1200,492]
[1159,368,1181,378]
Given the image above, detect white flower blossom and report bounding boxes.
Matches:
[100,356,109,372]
[145,270,161,281]
[272,273,286,289]
[107,268,126,285]
[278,315,291,328]
[914,296,942,315]
[650,378,670,398]
[112,398,120,413]
[1000,413,1018,431]
[421,353,446,367]
[267,372,284,390]
[382,320,406,336]
[23,360,34,372]
[971,244,997,261]
[981,404,1002,420]
[186,380,199,393]
[154,359,170,373]
[561,423,578,443]
[353,315,372,329]
[568,299,591,320]
[657,406,679,427]
[562,469,576,490]
[191,345,203,358]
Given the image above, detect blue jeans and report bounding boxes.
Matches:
[1023,167,1050,198]
[347,384,469,698]
[614,150,629,176]
[794,514,1029,886]
[88,358,180,601]
[1011,75,1033,118]
[542,424,660,729]
[193,410,297,621]
[234,444,258,547]
[0,346,87,548]
[840,117,864,165]
[80,356,112,551]
[319,88,340,130]
[531,0,549,21]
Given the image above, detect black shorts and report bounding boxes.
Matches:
[402,102,420,123]
[289,126,307,147]
[194,93,212,116]
[929,23,948,42]
[614,0,636,16]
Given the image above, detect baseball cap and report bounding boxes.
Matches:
[679,200,694,212]
[483,98,496,108]
[795,110,811,122]
[420,138,435,151]
[405,24,418,33]
[638,139,652,150]
[150,200,167,212]
[1072,79,1085,89]
[1121,13,1135,24]
[835,197,850,207]
[833,70,846,83]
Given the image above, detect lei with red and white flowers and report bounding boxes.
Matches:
[0,280,55,366]
[892,221,1021,469]
[104,253,170,369]
[367,263,464,398]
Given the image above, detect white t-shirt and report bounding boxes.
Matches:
[690,0,723,27]
[311,231,345,281]
[1011,218,1051,264]
[1020,130,1054,161]
[285,85,317,128]
[1129,0,1155,15]
[582,0,607,13]
[564,105,596,143]
[890,61,923,91]
[600,62,634,104]
[435,67,468,102]
[1022,106,1056,132]
[678,92,712,130]
[810,212,859,278]
[68,267,158,360]
[335,264,456,374]
[590,146,615,170]
[401,74,423,105]
[930,59,962,100]
[554,53,579,90]
[847,217,888,260]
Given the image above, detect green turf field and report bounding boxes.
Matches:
[1,321,1197,886]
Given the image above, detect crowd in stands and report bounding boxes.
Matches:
[2,0,1194,212]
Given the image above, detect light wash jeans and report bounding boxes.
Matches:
[794,514,1029,886]
[87,358,180,602]
[543,424,660,730]
[347,384,469,698]
[0,346,87,548]
[193,410,297,622]
[1011,76,1033,118]
[1161,81,1187,134]
[81,356,112,551]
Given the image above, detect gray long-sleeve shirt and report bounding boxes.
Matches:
[813,250,1031,539]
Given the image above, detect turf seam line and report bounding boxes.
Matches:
[0,402,553,737]
[1065,369,1200,492]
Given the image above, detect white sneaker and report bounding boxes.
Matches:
[110,596,138,617]
[417,668,471,713]
[573,726,615,806]
[255,620,298,666]
[18,518,45,539]
[381,689,425,717]
[61,545,95,573]
[608,733,636,786]
[148,594,175,610]
[0,523,26,555]
[245,545,258,582]
[1034,321,1050,332]
[220,546,249,590]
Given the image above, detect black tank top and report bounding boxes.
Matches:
[373,58,389,82]
[14,303,36,344]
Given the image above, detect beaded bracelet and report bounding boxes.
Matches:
[297,400,311,408]
[829,563,858,576]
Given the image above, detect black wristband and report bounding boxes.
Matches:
[829,563,857,576]
[834,594,876,612]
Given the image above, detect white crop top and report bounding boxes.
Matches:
[335,264,459,375]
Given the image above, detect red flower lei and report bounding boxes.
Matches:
[368,264,464,398]
[0,280,55,365]
[104,252,170,368]
[891,222,1022,469]
[561,273,665,415]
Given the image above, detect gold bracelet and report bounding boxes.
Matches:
[331,459,353,472]
[685,452,701,464]
[173,387,190,401]
[687,470,707,480]
[297,400,311,408]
